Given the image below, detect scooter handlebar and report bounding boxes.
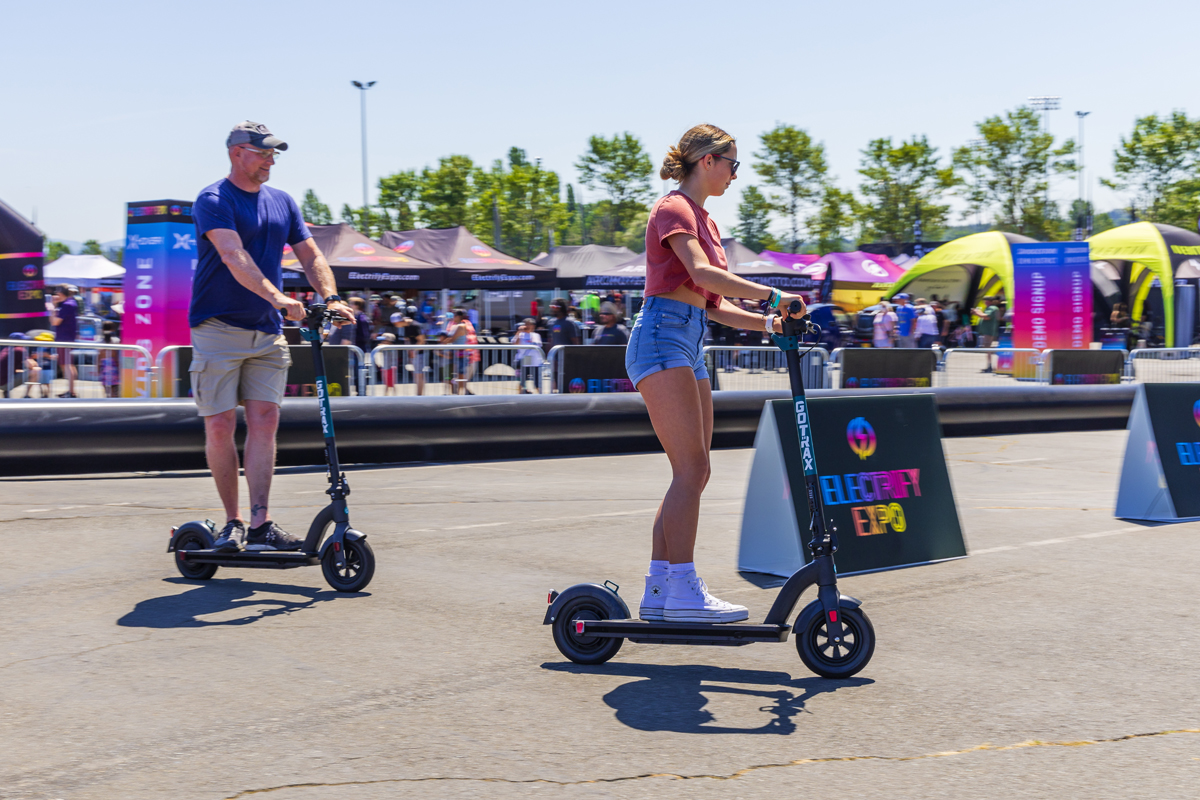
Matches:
[303,303,351,331]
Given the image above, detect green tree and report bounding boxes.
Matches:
[377,170,421,231]
[575,133,653,245]
[476,148,566,259]
[952,106,1077,239]
[753,124,828,252]
[732,186,780,252]
[1102,111,1200,227]
[417,155,479,229]
[808,187,857,254]
[857,136,955,243]
[81,239,102,255]
[45,241,71,261]
[301,189,333,224]
[340,204,392,239]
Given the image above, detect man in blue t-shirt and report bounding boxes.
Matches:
[191,121,354,553]
[893,293,917,348]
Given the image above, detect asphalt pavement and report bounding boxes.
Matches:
[1,429,1198,799]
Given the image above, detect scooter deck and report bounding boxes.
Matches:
[177,550,320,569]
[579,619,790,646]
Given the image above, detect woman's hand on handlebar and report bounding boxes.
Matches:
[779,293,807,317]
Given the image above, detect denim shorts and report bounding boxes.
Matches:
[625,296,710,388]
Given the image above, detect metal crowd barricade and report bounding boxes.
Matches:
[0,338,155,399]
[1125,348,1200,383]
[368,344,545,396]
[938,347,1043,387]
[154,344,368,398]
[703,346,829,391]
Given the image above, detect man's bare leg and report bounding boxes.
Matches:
[243,399,280,528]
[203,409,242,522]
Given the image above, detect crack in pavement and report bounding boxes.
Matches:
[0,633,152,670]
[222,728,1200,797]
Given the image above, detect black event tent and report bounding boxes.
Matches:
[583,251,647,289]
[0,198,47,337]
[379,227,557,290]
[532,244,636,289]
[721,238,816,291]
[281,223,443,290]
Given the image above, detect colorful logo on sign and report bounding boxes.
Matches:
[283,244,293,254]
[470,245,492,258]
[353,243,375,255]
[22,265,37,277]
[1194,399,1200,427]
[392,240,414,253]
[847,417,876,461]
[568,378,585,393]
[169,205,182,215]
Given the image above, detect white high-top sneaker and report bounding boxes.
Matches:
[663,572,749,623]
[639,574,667,621]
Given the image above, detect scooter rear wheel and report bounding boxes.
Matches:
[174,530,218,581]
[551,596,623,665]
[796,606,875,679]
[321,537,375,593]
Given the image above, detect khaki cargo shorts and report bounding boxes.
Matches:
[190,319,291,417]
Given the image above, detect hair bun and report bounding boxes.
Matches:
[660,146,687,182]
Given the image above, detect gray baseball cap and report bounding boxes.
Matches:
[226,121,288,151]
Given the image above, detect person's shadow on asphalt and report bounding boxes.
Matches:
[541,662,872,734]
[117,577,367,629]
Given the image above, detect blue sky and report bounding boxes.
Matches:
[1,0,1195,245]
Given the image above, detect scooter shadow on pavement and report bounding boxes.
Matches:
[117,577,369,629]
[541,662,872,735]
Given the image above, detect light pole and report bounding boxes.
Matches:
[351,80,376,210]
[1076,111,1091,238]
[1029,96,1061,214]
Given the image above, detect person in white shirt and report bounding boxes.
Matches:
[511,318,544,394]
[915,301,941,349]
[872,302,897,348]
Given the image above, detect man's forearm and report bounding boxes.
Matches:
[300,252,338,298]
[222,248,286,306]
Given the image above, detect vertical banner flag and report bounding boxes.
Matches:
[1011,242,1092,351]
[122,200,195,357]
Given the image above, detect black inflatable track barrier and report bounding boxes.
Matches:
[0,385,1136,477]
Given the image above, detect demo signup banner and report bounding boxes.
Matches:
[1011,242,1091,350]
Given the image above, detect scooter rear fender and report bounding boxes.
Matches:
[543,583,630,625]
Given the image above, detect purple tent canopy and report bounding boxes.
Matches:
[763,250,904,283]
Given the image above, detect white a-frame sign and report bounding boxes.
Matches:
[1115,384,1200,522]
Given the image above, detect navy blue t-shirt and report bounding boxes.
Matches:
[190,179,311,334]
[55,297,78,342]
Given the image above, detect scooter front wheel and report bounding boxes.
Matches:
[322,537,375,592]
[551,595,623,665]
[796,605,875,679]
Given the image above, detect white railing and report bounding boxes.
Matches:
[367,344,546,396]
[1125,347,1200,383]
[154,344,368,398]
[0,338,155,399]
[702,346,830,391]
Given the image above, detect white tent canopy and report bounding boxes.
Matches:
[44,254,124,287]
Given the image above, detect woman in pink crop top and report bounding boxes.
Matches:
[628,123,808,624]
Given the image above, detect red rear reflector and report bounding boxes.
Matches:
[829,610,838,622]
[334,542,341,552]
[170,527,177,536]
[575,621,586,634]
[547,592,554,604]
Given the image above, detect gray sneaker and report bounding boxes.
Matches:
[212,520,246,553]
[245,521,304,551]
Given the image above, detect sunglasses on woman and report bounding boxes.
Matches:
[713,154,739,175]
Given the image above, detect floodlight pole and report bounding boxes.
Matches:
[1029,96,1061,215]
[351,80,377,210]
[1076,111,1091,238]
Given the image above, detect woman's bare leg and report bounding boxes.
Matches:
[640,368,713,564]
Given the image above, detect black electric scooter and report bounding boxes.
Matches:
[544,301,875,678]
[167,304,376,593]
